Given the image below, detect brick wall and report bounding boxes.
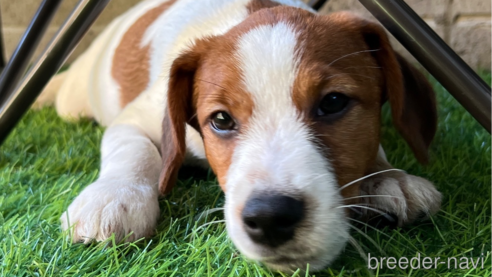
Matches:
[1,0,490,69]
[319,0,491,69]
[1,0,141,64]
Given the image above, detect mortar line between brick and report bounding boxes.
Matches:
[443,0,454,43]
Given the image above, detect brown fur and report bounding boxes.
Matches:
[393,53,437,163]
[286,11,436,198]
[195,53,254,191]
[288,11,383,198]
[112,0,176,108]
[159,40,203,195]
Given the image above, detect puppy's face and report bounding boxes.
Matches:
[160,8,436,272]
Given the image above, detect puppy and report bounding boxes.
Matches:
[36,0,442,272]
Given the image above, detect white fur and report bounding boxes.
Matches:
[143,0,251,87]
[55,0,171,124]
[359,173,442,226]
[60,125,161,242]
[359,147,442,226]
[225,23,349,271]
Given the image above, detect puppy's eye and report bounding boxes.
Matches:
[317,93,350,116]
[211,111,235,131]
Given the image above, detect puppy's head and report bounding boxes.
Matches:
[159,7,437,272]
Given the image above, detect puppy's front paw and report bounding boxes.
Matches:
[359,171,441,227]
[60,179,160,243]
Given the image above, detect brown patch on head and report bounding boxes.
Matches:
[280,12,383,198]
[285,11,436,197]
[159,34,254,194]
[112,0,176,108]
[194,48,255,190]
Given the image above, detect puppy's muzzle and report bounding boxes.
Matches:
[241,194,304,248]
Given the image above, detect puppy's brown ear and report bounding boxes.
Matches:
[159,39,211,195]
[359,18,437,163]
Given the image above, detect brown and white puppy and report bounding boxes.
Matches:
[36,0,442,272]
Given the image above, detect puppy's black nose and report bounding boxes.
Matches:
[242,194,304,247]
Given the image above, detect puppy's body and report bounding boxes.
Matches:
[39,0,442,272]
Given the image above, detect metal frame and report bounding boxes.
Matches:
[0,0,111,145]
[359,0,491,133]
[0,0,63,105]
[0,0,490,146]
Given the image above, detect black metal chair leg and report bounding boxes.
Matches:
[359,0,491,133]
[0,0,111,145]
[0,0,63,105]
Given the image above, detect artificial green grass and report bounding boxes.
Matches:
[0,73,490,277]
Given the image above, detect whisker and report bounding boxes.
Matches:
[327,49,381,67]
[302,169,404,191]
[197,78,227,90]
[336,204,387,216]
[338,169,405,192]
[309,173,334,182]
[344,195,404,201]
[323,73,349,80]
[338,72,377,80]
[189,112,198,122]
[321,72,376,82]
[341,203,383,209]
[297,172,337,190]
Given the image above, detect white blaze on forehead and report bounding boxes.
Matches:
[236,22,300,122]
[230,21,315,190]
[232,22,312,185]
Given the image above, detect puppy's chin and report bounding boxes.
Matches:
[231,234,348,273]
[224,196,350,273]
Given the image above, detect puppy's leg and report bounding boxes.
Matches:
[32,71,68,110]
[54,53,94,121]
[60,124,161,243]
[358,146,442,227]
